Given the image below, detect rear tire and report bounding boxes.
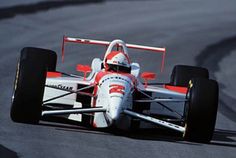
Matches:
[183,78,218,143]
[10,47,57,123]
[170,65,209,87]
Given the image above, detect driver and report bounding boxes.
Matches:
[104,50,131,73]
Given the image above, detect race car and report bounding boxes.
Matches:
[10,36,219,143]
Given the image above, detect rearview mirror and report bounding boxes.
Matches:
[141,72,156,88]
[76,64,92,81]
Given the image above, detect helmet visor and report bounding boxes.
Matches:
[107,64,131,73]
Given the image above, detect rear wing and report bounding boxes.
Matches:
[62,36,166,72]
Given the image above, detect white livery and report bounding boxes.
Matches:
[11,36,219,143]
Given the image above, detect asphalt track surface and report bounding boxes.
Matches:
[0,0,236,158]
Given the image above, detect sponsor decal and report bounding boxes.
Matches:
[48,84,73,91]
[109,84,125,95]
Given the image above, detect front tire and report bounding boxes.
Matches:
[183,78,218,143]
[10,47,57,123]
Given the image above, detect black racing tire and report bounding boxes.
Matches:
[183,78,218,143]
[170,65,209,87]
[10,47,57,123]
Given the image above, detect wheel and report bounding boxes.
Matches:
[10,47,57,123]
[170,65,209,87]
[183,78,218,143]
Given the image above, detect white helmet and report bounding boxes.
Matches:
[104,51,131,73]
[103,39,131,73]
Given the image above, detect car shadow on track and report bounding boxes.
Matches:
[40,121,198,146]
[211,129,236,148]
[39,116,236,147]
[38,116,197,146]
[0,144,18,158]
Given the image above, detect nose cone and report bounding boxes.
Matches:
[99,73,134,126]
[108,96,123,120]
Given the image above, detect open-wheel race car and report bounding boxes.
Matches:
[11,36,219,143]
